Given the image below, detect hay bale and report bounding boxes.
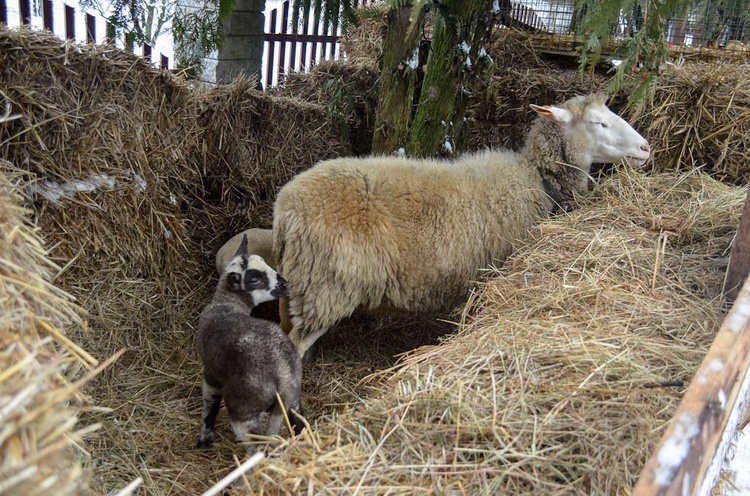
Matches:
[245,168,744,494]
[339,9,386,71]
[273,61,379,156]
[0,27,217,494]
[0,167,93,496]
[629,61,750,185]
[190,77,353,234]
[465,29,609,152]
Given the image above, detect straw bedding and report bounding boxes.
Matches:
[245,168,742,494]
[1,20,749,495]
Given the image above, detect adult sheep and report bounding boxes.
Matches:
[273,93,651,359]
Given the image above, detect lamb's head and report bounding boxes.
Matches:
[221,235,288,307]
[526,93,650,202]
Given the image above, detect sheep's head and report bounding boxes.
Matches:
[526,94,651,203]
[530,93,651,167]
[222,235,288,307]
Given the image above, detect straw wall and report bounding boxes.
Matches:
[0,168,93,496]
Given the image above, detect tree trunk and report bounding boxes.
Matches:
[406,0,495,157]
[371,4,424,155]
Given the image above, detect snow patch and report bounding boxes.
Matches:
[726,290,750,333]
[27,173,146,206]
[406,48,420,70]
[654,411,700,487]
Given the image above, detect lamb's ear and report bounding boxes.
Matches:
[234,234,249,258]
[530,104,573,125]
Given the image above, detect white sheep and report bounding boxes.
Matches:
[197,235,304,452]
[273,93,651,359]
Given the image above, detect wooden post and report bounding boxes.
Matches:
[633,276,750,495]
[725,188,750,302]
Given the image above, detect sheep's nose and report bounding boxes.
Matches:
[274,276,289,296]
[641,142,651,154]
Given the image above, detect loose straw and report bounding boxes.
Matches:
[201,452,265,496]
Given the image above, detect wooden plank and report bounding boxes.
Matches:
[633,276,750,495]
[725,188,750,302]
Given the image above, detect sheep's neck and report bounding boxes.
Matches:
[524,119,590,206]
[212,285,257,311]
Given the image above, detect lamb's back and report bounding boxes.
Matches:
[198,304,300,391]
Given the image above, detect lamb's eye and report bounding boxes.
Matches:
[247,277,261,287]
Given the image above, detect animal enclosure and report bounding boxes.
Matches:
[1,19,750,496]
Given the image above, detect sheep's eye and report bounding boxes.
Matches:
[227,273,241,287]
[600,122,609,128]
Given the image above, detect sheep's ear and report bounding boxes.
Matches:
[234,234,249,258]
[530,104,573,125]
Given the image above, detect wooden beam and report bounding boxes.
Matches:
[633,276,750,495]
[725,188,750,302]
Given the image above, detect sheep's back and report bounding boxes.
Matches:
[274,152,549,314]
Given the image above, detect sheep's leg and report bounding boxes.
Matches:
[294,328,328,361]
[288,408,305,436]
[279,296,292,333]
[197,381,222,449]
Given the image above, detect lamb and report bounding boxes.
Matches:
[215,228,275,274]
[196,234,304,452]
[215,228,284,324]
[273,93,651,359]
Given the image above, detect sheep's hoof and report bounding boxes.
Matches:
[301,341,320,364]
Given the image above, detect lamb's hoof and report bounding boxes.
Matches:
[196,438,213,449]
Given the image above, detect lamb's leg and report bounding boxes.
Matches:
[230,416,264,454]
[265,407,284,437]
[197,380,222,449]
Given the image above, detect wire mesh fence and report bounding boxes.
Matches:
[497,0,749,56]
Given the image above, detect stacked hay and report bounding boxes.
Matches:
[0,27,213,493]
[276,61,379,156]
[0,168,94,495]
[247,168,743,493]
[190,77,352,243]
[0,24,355,495]
[629,61,750,185]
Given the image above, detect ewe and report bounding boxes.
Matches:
[197,235,304,452]
[273,93,651,360]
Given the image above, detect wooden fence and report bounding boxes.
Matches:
[262,0,374,89]
[0,0,171,69]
